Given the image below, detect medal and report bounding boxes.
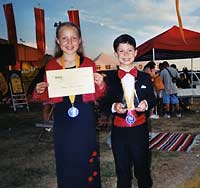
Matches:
[68,106,79,118]
[125,112,135,124]
[61,54,81,119]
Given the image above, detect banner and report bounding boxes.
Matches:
[3,3,17,44]
[3,3,18,60]
[68,10,80,28]
[34,7,46,55]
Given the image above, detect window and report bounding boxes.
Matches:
[105,65,111,69]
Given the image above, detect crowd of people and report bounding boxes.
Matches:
[143,60,192,119]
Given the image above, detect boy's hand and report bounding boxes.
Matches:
[135,100,147,112]
[114,102,127,114]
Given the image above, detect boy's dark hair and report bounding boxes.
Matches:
[113,34,136,52]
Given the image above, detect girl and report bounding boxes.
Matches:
[33,22,105,188]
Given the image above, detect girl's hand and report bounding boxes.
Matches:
[94,73,105,89]
[36,82,48,94]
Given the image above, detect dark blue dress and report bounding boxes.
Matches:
[53,95,101,188]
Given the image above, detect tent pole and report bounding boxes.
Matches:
[191,58,194,87]
[191,58,194,104]
[152,48,158,115]
[152,48,155,61]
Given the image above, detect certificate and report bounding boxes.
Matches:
[46,67,95,98]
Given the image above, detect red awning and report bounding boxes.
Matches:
[136,25,200,61]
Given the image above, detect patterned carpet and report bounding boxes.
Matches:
[149,132,200,152]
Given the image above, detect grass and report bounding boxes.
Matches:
[0,101,200,188]
[178,168,200,188]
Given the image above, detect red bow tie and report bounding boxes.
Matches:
[118,67,138,79]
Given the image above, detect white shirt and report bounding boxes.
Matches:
[112,67,137,112]
[121,72,135,109]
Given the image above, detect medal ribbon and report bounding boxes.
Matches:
[61,54,80,106]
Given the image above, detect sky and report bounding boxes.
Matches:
[0,0,200,70]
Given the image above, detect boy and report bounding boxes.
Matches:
[103,34,155,188]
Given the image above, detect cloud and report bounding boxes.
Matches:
[79,9,130,33]
[78,0,181,39]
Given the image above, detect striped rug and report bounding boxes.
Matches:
[149,132,200,152]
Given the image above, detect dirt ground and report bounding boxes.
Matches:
[0,98,200,188]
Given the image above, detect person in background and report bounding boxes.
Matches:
[102,34,155,188]
[143,61,159,119]
[33,22,106,188]
[178,67,191,110]
[27,54,53,122]
[158,62,164,73]
[156,62,165,113]
[160,61,181,118]
[179,67,191,88]
[170,63,178,71]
